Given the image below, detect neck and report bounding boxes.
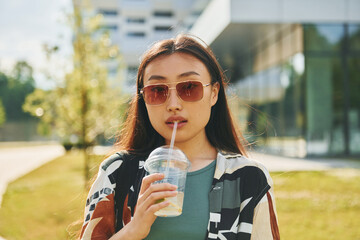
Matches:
[167,132,218,171]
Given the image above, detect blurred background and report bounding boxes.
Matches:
[1,0,359,157]
[0,0,359,239]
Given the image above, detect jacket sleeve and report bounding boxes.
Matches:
[251,180,280,240]
[80,156,123,240]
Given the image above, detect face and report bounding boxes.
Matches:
[142,52,219,145]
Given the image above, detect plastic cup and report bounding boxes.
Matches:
[144,146,191,217]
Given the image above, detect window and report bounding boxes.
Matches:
[127,17,146,24]
[126,66,138,89]
[349,24,360,51]
[191,11,202,17]
[127,32,145,37]
[101,25,118,31]
[98,9,118,16]
[304,24,344,52]
[153,11,173,17]
[154,26,172,31]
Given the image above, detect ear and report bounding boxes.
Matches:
[210,82,220,107]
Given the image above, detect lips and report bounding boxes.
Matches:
[165,116,187,128]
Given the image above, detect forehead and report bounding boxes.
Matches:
[143,52,209,82]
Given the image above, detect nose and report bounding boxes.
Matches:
[166,88,182,112]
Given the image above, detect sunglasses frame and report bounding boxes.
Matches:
[140,80,212,105]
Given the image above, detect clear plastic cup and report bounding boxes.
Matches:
[144,146,191,217]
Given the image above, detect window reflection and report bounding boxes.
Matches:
[304,24,344,52]
[349,24,360,50]
[348,57,360,153]
[233,23,359,157]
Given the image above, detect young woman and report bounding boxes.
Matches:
[80,34,279,240]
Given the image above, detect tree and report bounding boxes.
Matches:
[0,73,7,126]
[0,99,5,126]
[23,0,127,184]
[0,62,36,121]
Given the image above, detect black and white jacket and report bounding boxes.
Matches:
[80,151,280,240]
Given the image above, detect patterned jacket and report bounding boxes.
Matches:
[80,151,280,240]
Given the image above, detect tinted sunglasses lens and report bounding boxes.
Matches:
[143,85,168,105]
[176,81,203,102]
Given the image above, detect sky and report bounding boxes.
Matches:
[0,0,73,89]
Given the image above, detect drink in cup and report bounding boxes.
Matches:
[144,145,191,217]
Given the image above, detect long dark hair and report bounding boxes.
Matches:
[115,34,247,156]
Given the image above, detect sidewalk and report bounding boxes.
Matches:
[250,151,360,172]
[0,144,65,207]
[91,146,360,172]
[93,146,360,172]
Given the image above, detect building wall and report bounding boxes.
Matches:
[233,24,306,157]
[87,0,360,157]
[89,0,210,93]
[189,0,360,157]
[234,23,360,157]
[304,24,360,156]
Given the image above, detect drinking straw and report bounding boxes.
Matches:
[169,121,178,150]
[166,121,178,174]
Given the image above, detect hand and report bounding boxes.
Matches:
[117,173,177,240]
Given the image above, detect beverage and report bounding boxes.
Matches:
[154,192,184,217]
[144,146,191,217]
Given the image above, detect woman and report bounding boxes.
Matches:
[80,34,279,240]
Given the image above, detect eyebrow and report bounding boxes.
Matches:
[178,71,200,78]
[147,75,166,81]
[147,71,200,81]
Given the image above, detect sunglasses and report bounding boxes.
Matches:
[140,80,211,105]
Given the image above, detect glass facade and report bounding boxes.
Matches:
[348,25,360,155]
[304,24,360,156]
[234,23,360,157]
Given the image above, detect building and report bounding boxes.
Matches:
[190,0,360,157]
[89,0,360,157]
[89,0,210,92]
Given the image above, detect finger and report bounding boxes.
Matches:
[139,173,164,194]
[142,190,178,211]
[140,182,177,203]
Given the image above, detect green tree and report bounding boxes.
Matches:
[23,0,127,184]
[0,99,5,126]
[0,62,35,121]
[0,73,7,126]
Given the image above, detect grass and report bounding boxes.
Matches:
[0,153,359,239]
[0,151,104,240]
[272,170,360,240]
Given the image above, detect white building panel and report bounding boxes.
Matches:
[283,0,347,22]
[190,0,231,44]
[231,0,282,22]
[348,0,360,22]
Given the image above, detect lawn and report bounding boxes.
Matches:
[0,152,359,240]
[272,170,360,239]
[0,151,103,240]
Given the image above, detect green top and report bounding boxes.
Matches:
[145,160,216,240]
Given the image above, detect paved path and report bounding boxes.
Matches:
[250,152,360,172]
[0,144,65,240]
[92,146,360,172]
[0,144,65,207]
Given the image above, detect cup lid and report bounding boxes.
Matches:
[144,146,190,171]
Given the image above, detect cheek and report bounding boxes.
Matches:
[146,106,163,130]
[192,102,212,125]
